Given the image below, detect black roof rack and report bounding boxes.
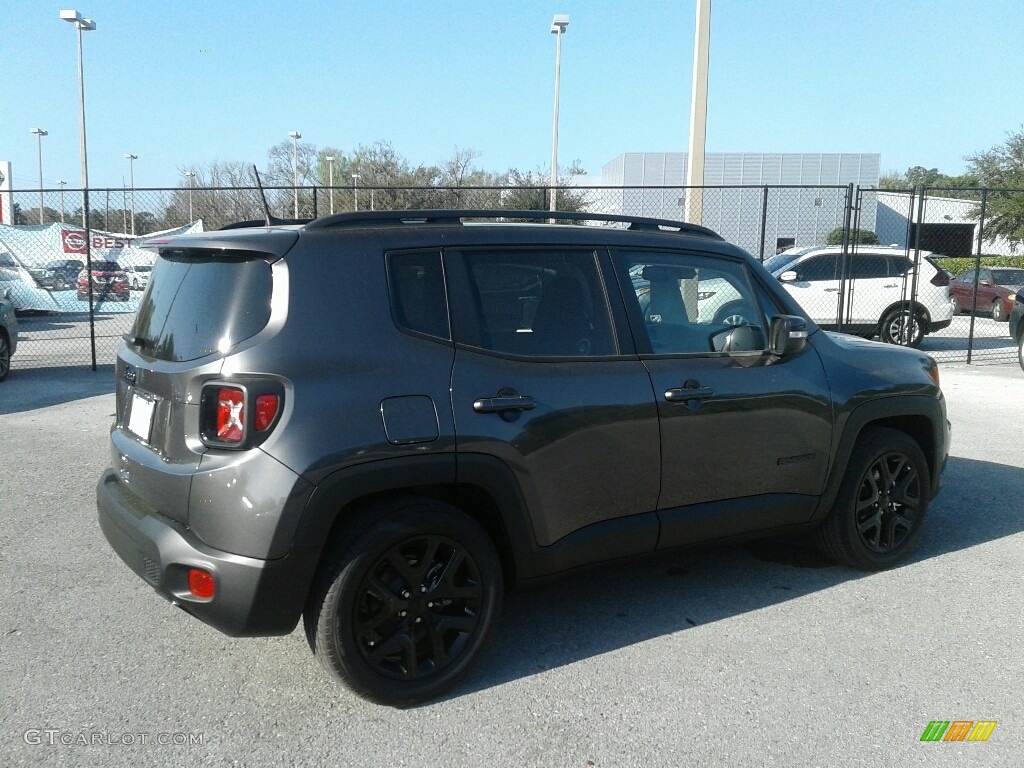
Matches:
[301,209,723,239]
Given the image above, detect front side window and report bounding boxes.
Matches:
[797,254,840,282]
[614,251,768,355]
[446,249,615,357]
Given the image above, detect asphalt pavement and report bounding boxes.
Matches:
[1,362,1022,767]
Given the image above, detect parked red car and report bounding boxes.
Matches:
[77,261,130,302]
[949,267,1024,321]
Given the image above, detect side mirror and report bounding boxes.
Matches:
[769,314,809,357]
[2,288,10,301]
[779,270,799,283]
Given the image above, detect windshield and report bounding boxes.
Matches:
[762,252,803,274]
[992,269,1024,286]
[130,251,273,362]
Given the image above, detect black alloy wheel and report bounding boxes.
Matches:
[306,499,502,706]
[880,306,925,347]
[815,427,930,570]
[0,330,10,381]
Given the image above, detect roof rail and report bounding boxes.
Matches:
[302,209,723,239]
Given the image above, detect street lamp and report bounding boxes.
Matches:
[351,173,360,212]
[125,153,137,234]
[184,170,196,222]
[326,156,335,214]
[58,180,67,223]
[60,9,97,369]
[288,130,301,217]
[30,128,48,224]
[549,14,569,214]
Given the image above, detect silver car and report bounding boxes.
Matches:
[0,287,18,382]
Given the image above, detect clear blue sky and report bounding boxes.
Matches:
[3,0,1022,190]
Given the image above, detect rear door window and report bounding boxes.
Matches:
[130,251,273,361]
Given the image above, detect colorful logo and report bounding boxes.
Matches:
[920,721,997,742]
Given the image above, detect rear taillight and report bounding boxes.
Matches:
[200,381,283,449]
[930,271,950,287]
[254,394,279,431]
[216,387,245,443]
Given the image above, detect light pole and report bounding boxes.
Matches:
[184,171,196,222]
[326,156,335,214]
[288,130,301,217]
[60,8,97,370]
[549,14,569,214]
[30,128,48,223]
[58,180,67,223]
[125,153,137,234]
[351,173,360,212]
[685,0,711,224]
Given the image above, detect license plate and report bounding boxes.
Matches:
[127,393,156,442]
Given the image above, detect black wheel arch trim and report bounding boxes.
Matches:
[811,394,947,524]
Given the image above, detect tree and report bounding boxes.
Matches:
[827,227,879,245]
[878,166,978,191]
[965,126,1024,244]
[499,168,589,219]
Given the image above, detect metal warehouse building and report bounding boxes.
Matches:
[593,152,881,256]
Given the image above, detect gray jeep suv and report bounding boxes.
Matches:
[98,210,950,705]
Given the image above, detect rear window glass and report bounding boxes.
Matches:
[130,251,272,362]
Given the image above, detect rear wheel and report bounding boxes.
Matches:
[815,427,930,570]
[306,498,502,706]
[1018,333,1024,373]
[992,299,1006,322]
[879,306,925,347]
[0,330,10,381]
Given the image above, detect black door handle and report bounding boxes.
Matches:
[473,393,537,414]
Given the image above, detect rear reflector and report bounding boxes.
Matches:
[188,569,215,599]
[254,394,279,431]
[216,387,245,443]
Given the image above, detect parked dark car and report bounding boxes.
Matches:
[77,261,130,302]
[98,209,950,705]
[0,287,18,382]
[1009,287,1024,372]
[949,267,1024,321]
[29,259,85,291]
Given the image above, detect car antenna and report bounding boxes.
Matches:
[252,165,277,227]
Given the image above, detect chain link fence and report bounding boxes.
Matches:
[2,184,1021,372]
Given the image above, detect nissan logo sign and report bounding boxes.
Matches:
[62,230,87,253]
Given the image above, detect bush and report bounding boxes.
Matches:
[826,228,879,245]
[934,255,1024,276]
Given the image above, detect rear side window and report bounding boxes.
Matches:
[387,251,450,341]
[130,251,272,362]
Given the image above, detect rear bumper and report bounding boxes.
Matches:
[929,317,952,332]
[97,469,304,637]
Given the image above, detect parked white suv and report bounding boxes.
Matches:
[764,245,953,346]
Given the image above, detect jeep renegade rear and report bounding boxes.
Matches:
[98,210,949,705]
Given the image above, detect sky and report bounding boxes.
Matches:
[2,0,1023,191]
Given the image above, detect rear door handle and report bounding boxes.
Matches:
[473,393,537,414]
[823,287,840,292]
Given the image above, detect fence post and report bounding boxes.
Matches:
[758,185,769,261]
[835,183,855,333]
[86,187,97,370]
[966,189,989,365]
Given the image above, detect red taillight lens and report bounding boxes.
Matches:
[188,568,215,599]
[216,387,245,443]
[254,394,279,431]
[931,271,950,287]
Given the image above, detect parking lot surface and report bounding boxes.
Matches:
[1,362,1022,767]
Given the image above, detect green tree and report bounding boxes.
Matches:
[826,227,879,245]
[965,126,1024,245]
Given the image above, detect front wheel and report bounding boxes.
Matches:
[879,306,925,347]
[992,299,1006,322]
[306,498,503,706]
[0,330,10,382]
[815,427,930,570]
[1018,333,1024,373]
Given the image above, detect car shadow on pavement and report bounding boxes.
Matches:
[438,455,1024,703]
[0,365,115,415]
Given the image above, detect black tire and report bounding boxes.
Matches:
[879,305,925,347]
[0,330,10,382]
[815,427,930,570]
[305,498,502,706]
[992,299,1006,322]
[1018,334,1024,374]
